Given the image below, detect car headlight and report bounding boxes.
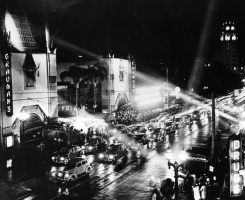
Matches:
[82,146,85,149]
[60,157,64,161]
[99,153,104,159]
[64,173,69,178]
[134,131,138,134]
[109,155,114,159]
[52,156,55,160]
[58,172,63,177]
[89,146,93,150]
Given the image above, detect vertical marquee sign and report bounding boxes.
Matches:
[131,60,136,93]
[229,135,243,197]
[4,53,13,116]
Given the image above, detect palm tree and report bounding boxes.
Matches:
[60,66,88,109]
[80,64,107,112]
[60,64,107,112]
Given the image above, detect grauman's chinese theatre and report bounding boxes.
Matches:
[0,0,58,155]
[57,55,136,117]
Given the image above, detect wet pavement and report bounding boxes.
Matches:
[0,109,240,200]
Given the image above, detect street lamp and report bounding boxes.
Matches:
[18,113,30,148]
[165,148,188,200]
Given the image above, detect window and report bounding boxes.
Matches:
[24,70,36,89]
[22,53,37,90]
[119,71,124,81]
[77,163,81,167]
[49,76,56,84]
[82,161,86,165]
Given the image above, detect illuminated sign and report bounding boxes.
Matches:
[229,135,243,197]
[131,60,136,93]
[4,53,13,116]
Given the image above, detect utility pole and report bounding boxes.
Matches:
[211,93,215,160]
[166,66,169,108]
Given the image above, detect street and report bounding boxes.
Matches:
[0,106,237,200]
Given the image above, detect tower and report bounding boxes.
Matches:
[213,21,241,74]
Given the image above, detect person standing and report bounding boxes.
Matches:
[193,181,201,200]
[200,183,206,200]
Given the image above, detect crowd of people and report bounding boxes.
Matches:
[115,106,139,125]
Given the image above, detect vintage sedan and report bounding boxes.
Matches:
[81,136,108,154]
[133,132,148,146]
[148,128,165,142]
[98,143,127,164]
[128,124,147,134]
[115,124,128,133]
[57,157,91,183]
[51,145,82,164]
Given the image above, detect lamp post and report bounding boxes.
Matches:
[18,113,30,148]
[165,148,188,200]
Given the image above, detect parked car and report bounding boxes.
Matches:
[98,143,127,164]
[115,124,128,133]
[128,124,147,134]
[133,132,148,146]
[57,157,92,183]
[173,116,183,128]
[163,120,176,135]
[192,110,200,121]
[51,145,82,164]
[148,128,165,142]
[81,136,108,154]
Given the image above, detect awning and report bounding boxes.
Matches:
[12,105,47,130]
[186,147,210,162]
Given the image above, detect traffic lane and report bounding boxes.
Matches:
[80,153,168,200]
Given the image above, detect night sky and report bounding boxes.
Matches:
[25,0,245,74]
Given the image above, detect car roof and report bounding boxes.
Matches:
[110,143,123,146]
[68,157,87,163]
[91,136,101,139]
[116,124,126,126]
[134,132,145,135]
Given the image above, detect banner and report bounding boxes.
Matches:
[4,53,13,116]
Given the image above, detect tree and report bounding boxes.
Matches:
[60,66,88,108]
[60,64,107,111]
[80,64,107,112]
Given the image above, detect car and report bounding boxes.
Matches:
[129,124,147,134]
[98,143,127,164]
[81,136,108,154]
[133,132,148,146]
[115,124,128,133]
[173,116,183,128]
[51,145,82,164]
[192,110,200,121]
[57,157,92,183]
[163,120,176,135]
[148,128,165,142]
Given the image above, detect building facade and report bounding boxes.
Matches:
[0,0,58,155]
[57,56,136,116]
[213,21,242,74]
